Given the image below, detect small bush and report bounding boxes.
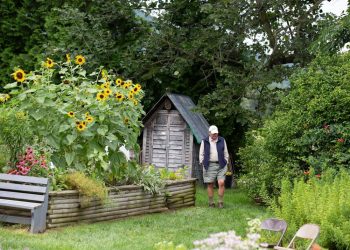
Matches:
[65,171,108,206]
[271,169,350,249]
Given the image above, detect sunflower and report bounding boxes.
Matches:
[115,78,123,86]
[104,88,112,96]
[115,92,124,102]
[67,111,75,118]
[124,81,131,89]
[75,55,86,65]
[135,83,142,91]
[128,92,134,100]
[12,69,26,82]
[124,117,129,125]
[66,54,71,63]
[45,58,55,68]
[96,92,106,101]
[86,116,94,123]
[133,100,138,106]
[132,86,139,94]
[76,123,86,131]
[85,112,90,118]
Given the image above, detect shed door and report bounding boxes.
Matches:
[151,110,187,169]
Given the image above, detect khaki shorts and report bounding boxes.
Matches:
[203,163,227,183]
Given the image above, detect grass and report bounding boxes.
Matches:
[0,187,269,250]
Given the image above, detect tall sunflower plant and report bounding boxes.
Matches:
[2,54,145,182]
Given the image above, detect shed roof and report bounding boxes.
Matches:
[143,93,209,144]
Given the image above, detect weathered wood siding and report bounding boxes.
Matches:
[46,179,196,228]
[143,109,193,174]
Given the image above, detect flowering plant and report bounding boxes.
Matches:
[7,147,49,177]
[3,54,145,181]
[192,219,262,250]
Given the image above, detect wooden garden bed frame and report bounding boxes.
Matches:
[47,178,196,228]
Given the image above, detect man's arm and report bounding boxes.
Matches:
[224,139,229,164]
[199,140,204,165]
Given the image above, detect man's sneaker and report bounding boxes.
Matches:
[209,203,215,208]
[218,202,224,209]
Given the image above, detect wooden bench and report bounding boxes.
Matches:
[0,173,49,233]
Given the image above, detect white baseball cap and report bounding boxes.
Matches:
[208,125,218,134]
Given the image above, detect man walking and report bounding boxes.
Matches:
[199,125,229,208]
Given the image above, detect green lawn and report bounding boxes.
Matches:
[0,187,269,250]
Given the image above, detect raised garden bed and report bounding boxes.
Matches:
[47,178,196,228]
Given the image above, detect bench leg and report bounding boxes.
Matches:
[30,207,47,233]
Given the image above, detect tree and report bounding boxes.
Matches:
[131,0,336,154]
[239,52,350,200]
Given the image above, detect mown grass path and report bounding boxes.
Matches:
[0,187,269,250]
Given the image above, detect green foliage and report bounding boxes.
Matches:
[132,0,335,156]
[239,52,350,200]
[2,55,145,180]
[65,171,108,206]
[271,169,350,249]
[159,166,189,180]
[113,162,165,195]
[0,107,33,163]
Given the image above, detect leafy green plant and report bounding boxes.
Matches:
[271,168,350,249]
[159,166,189,180]
[113,162,165,195]
[239,52,350,200]
[0,107,34,163]
[3,54,145,181]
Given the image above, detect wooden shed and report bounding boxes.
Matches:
[141,93,209,182]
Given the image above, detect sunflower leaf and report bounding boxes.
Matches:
[3,82,18,89]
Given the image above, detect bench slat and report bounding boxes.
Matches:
[0,213,31,225]
[0,174,48,185]
[0,191,45,202]
[0,199,41,209]
[0,183,47,193]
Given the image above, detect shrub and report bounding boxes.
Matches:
[65,171,108,206]
[271,169,350,249]
[2,54,145,181]
[0,108,34,163]
[239,52,350,200]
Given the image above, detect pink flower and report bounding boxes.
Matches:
[337,138,345,143]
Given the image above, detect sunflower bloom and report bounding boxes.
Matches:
[76,123,86,131]
[128,92,134,100]
[124,117,129,125]
[85,112,90,118]
[104,88,112,96]
[86,116,94,123]
[75,55,86,65]
[67,111,75,118]
[66,54,71,63]
[100,82,110,89]
[133,100,138,106]
[12,69,26,82]
[115,93,124,102]
[45,58,55,68]
[115,78,123,86]
[96,92,107,101]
